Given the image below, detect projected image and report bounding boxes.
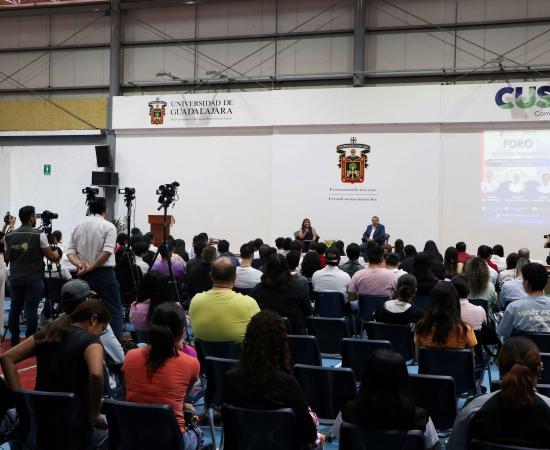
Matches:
[482,131,550,224]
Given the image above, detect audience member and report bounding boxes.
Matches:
[187,246,216,300]
[130,270,170,343]
[400,244,417,273]
[491,244,506,272]
[411,253,438,296]
[300,250,323,280]
[339,243,364,278]
[282,237,293,255]
[186,241,206,277]
[217,239,240,267]
[497,252,518,289]
[414,281,477,352]
[340,349,439,450]
[497,263,550,338]
[142,232,157,265]
[1,300,111,447]
[286,250,309,295]
[251,254,312,334]
[252,238,264,259]
[477,245,498,284]
[499,258,529,309]
[463,257,497,307]
[375,274,424,326]
[252,244,271,271]
[222,310,318,447]
[447,336,550,449]
[455,241,472,264]
[316,242,328,268]
[124,303,202,449]
[131,240,150,276]
[275,237,285,254]
[289,239,303,254]
[152,242,186,283]
[451,275,486,330]
[423,241,444,279]
[394,238,406,260]
[385,252,407,280]
[348,245,396,299]
[235,243,262,289]
[173,239,189,263]
[517,247,530,260]
[443,246,461,279]
[311,247,351,295]
[335,240,346,257]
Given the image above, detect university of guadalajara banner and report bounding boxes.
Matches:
[112,82,550,130]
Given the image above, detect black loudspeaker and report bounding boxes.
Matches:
[92,171,119,186]
[95,145,111,168]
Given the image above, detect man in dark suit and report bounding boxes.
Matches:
[362,216,386,246]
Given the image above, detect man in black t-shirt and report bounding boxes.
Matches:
[5,206,59,346]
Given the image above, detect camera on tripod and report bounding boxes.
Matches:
[156,181,179,208]
[36,210,59,222]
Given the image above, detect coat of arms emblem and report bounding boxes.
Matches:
[337,137,371,183]
[148,98,167,125]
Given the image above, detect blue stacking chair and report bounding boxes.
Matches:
[358,295,389,325]
[314,291,347,318]
[339,422,424,450]
[287,335,322,366]
[516,332,550,353]
[306,316,351,356]
[341,338,391,381]
[409,374,457,432]
[470,440,549,450]
[364,322,415,362]
[411,295,430,311]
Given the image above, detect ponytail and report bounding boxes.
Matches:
[147,302,186,375]
[498,337,541,408]
[501,363,537,408]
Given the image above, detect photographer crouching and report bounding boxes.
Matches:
[66,197,124,342]
[4,206,60,347]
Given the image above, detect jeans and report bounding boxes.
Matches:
[81,267,124,342]
[8,279,44,346]
[182,428,203,450]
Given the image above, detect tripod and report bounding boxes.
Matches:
[39,221,64,322]
[148,193,190,344]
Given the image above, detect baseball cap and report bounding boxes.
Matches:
[325,247,341,265]
[61,279,97,301]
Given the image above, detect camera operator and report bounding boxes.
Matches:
[4,206,60,347]
[0,213,16,335]
[66,197,124,342]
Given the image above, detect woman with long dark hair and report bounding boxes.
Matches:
[223,310,317,447]
[443,246,462,279]
[423,241,445,279]
[342,349,439,449]
[300,251,322,280]
[448,336,550,449]
[1,300,112,446]
[414,281,477,352]
[375,274,424,326]
[394,238,406,260]
[411,252,439,296]
[124,302,201,449]
[174,238,190,263]
[251,254,312,334]
[463,257,497,307]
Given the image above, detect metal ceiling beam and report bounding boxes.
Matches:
[0,43,110,54]
[0,2,109,18]
[121,0,249,11]
[0,85,109,94]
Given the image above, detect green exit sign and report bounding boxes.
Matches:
[43,164,51,176]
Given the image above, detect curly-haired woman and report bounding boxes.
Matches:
[222,309,317,447]
[463,257,497,308]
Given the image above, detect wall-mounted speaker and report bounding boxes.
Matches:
[92,171,118,186]
[95,145,111,168]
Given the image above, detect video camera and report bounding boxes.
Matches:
[36,210,59,222]
[156,181,179,209]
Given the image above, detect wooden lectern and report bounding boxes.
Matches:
[148,215,174,246]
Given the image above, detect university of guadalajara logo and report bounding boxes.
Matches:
[148,97,167,125]
[336,137,371,183]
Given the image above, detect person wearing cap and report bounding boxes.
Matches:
[311,247,351,295]
[375,274,424,326]
[61,279,124,366]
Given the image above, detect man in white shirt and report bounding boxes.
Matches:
[235,243,262,289]
[66,197,123,341]
[385,252,407,280]
[311,247,351,295]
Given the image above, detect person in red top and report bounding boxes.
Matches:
[123,302,201,449]
[456,242,473,264]
[478,245,499,273]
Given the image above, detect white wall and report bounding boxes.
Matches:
[2,144,99,240]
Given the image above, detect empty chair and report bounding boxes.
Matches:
[340,422,424,450]
[13,389,103,450]
[306,316,351,356]
[341,338,391,381]
[358,295,389,324]
[412,295,430,311]
[287,335,322,366]
[516,332,550,353]
[204,357,238,446]
[222,405,300,450]
[104,399,185,450]
[365,322,415,362]
[470,440,550,450]
[418,348,478,395]
[195,340,242,372]
[281,316,292,334]
[409,374,457,432]
[293,364,356,421]
[314,291,347,318]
